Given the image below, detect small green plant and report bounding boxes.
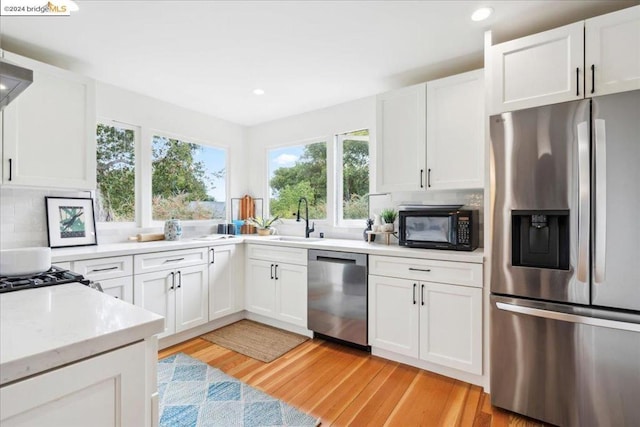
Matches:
[245,216,281,229]
[381,208,397,224]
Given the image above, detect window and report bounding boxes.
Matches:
[152,135,227,221]
[96,123,136,222]
[269,141,327,219]
[337,130,369,222]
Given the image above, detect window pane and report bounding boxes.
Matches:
[152,136,226,221]
[341,130,369,220]
[269,142,327,219]
[96,123,135,222]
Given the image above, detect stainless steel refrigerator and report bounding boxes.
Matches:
[489,90,640,427]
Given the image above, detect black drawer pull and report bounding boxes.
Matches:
[90,266,118,273]
[409,267,432,272]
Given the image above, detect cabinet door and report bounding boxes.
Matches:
[490,22,584,114]
[134,270,175,338]
[100,276,134,304]
[245,259,276,318]
[426,69,485,190]
[376,83,427,192]
[586,6,640,97]
[275,263,307,327]
[2,52,96,189]
[419,282,482,374]
[175,264,208,333]
[0,342,146,427]
[208,245,237,320]
[368,275,419,357]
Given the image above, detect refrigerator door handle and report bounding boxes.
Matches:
[594,119,607,284]
[496,302,640,333]
[577,121,590,283]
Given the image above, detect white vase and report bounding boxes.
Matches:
[373,214,383,232]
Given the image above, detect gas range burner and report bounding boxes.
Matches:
[0,266,90,294]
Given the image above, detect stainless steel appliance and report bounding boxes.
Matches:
[398,207,479,251]
[308,250,368,348]
[0,59,33,110]
[0,265,102,293]
[490,90,640,426]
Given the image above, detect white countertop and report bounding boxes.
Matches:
[0,283,164,386]
[52,235,484,264]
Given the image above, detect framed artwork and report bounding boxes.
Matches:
[45,197,98,248]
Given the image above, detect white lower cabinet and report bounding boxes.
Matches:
[100,276,134,303]
[0,341,149,427]
[369,255,483,376]
[245,244,307,328]
[134,264,208,339]
[208,245,243,321]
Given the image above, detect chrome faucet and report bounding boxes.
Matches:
[296,197,315,238]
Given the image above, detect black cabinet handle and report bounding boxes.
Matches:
[8,158,12,181]
[169,272,175,290]
[413,283,417,305]
[427,169,432,188]
[210,248,215,264]
[420,169,424,188]
[270,264,274,280]
[275,264,279,280]
[421,284,425,306]
[409,267,431,272]
[176,270,182,288]
[591,64,595,94]
[90,266,118,273]
[576,67,580,96]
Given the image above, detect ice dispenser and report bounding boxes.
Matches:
[511,210,569,270]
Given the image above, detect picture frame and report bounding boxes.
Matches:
[45,196,98,248]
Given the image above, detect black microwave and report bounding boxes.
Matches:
[398,208,479,251]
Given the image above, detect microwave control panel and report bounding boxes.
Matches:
[457,218,470,245]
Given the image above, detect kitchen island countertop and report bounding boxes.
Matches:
[0,283,164,386]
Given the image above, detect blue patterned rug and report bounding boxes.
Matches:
[158,353,320,427]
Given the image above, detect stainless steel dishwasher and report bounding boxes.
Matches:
[308,249,368,349]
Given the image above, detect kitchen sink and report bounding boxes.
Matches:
[271,236,322,242]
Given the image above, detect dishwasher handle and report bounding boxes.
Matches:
[316,256,355,264]
[308,250,367,266]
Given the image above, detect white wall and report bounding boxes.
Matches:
[0,82,247,249]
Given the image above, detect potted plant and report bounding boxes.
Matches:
[246,216,281,236]
[380,208,397,232]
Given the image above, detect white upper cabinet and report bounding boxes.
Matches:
[585,6,640,97]
[1,51,96,189]
[490,6,640,113]
[490,22,584,114]
[376,83,427,192]
[426,69,484,190]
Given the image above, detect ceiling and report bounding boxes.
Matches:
[1,1,637,126]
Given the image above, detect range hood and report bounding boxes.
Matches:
[0,59,33,110]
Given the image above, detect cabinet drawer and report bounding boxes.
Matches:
[370,255,482,288]
[247,244,307,266]
[99,276,134,304]
[73,256,133,280]
[134,248,208,274]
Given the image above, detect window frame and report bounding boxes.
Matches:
[94,118,140,229]
[335,131,370,228]
[266,137,331,223]
[148,129,230,227]
[266,128,371,230]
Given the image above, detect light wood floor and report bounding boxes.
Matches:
[159,337,550,427]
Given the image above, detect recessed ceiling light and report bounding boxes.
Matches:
[253,89,265,96]
[471,7,493,22]
[0,84,7,91]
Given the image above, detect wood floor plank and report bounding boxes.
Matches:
[384,369,455,426]
[158,335,554,427]
[310,356,388,424]
[347,362,419,426]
